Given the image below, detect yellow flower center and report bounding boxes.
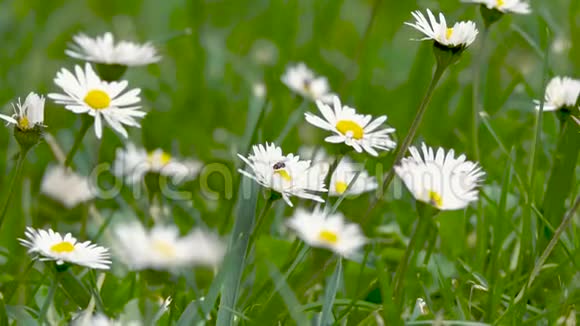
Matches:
[152,240,176,257]
[429,190,443,208]
[336,120,364,140]
[274,169,292,182]
[18,116,30,129]
[148,151,171,165]
[446,28,453,40]
[496,0,504,7]
[318,230,339,244]
[302,78,312,91]
[50,241,75,253]
[84,89,111,110]
[335,181,348,194]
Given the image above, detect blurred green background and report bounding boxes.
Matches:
[0,0,578,324]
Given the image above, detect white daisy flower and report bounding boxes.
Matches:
[462,0,531,14]
[113,143,202,185]
[286,207,366,257]
[535,76,580,112]
[329,157,377,197]
[0,92,45,131]
[281,63,334,101]
[394,143,485,210]
[298,146,333,178]
[73,313,141,326]
[238,142,327,206]
[48,63,145,139]
[305,96,396,156]
[114,222,225,271]
[405,9,478,48]
[66,32,161,66]
[19,227,111,269]
[41,165,96,208]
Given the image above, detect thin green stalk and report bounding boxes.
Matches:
[243,240,306,308]
[64,116,92,168]
[471,27,489,162]
[472,28,489,267]
[515,194,580,304]
[39,272,61,325]
[392,212,431,311]
[246,197,275,249]
[325,153,343,201]
[0,149,28,232]
[364,62,448,221]
[275,99,308,145]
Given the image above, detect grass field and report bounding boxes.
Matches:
[0,0,579,325]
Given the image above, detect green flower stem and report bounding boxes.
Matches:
[246,196,276,253]
[275,99,308,145]
[541,117,580,231]
[515,194,580,305]
[0,148,29,232]
[39,272,61,325]
[324,153,343,201]
[471,27,489,162]
[64,116,92,168]
[364,57,448,221]
[392,202,437,311]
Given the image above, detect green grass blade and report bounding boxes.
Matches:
[319,257,342,325]
[216,177,259,326]
[266,262,309,325]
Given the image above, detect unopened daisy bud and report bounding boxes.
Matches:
[405,9,478,67]
[66,32,161,81]
[0,92,45,151]
[395,143,485,211]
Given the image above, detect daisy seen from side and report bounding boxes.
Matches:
[535,76,580,112]
[462,0,531,14]
[394,143,485,210]
[41,165,96,208]
[286,207,366,257]
[19,227,111,269]
[405,9,478,49]
[113,143,203,185]
[113,222,225,271]
[66,32,161,66]
[0,92,45,131]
